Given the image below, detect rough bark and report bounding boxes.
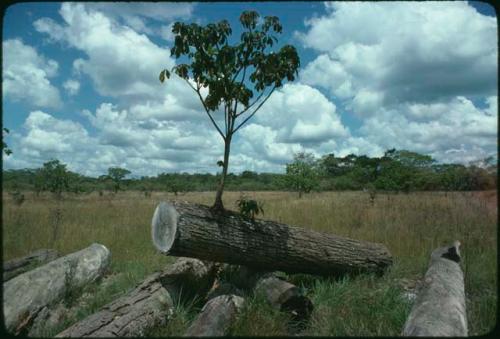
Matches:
[3,243,110,335]
[402,241,467,336]
[56,257,217,337]
[3,248,59,281]
[152,201,393,276]
[184,294,244,337]
[255,275,313,323]
[56,274,172,337]
[158,257,218,303]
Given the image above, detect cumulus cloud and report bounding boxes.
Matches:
[2,39,62,108]
[296,2,497,164]
[63,79,80,95]
[298,2,497,109]
[34,3,177,100]
[85,2,194,35]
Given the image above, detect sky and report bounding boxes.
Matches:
[2,1,497,177]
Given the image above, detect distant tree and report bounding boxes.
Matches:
[107,167,131,193]
[39,159,71,199]
[284,152,319,198]
[3,128,12,156]
[160,10,300,211]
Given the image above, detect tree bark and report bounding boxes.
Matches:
[402,241,467,336]
[56,274,172,337]
[56,257,217,337]
[254,274,313,323]
[158,257,218,303]
[184,294,244,337]
[152,201,393,276]
[3,243,110,335]
[3,248,59,282]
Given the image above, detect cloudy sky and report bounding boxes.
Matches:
[2,1,497,177]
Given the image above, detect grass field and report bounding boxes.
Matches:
[2,190,497,336]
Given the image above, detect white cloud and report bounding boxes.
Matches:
[296,2,497,165]
[63,79,80,95]
[2,39,62,108]
[298,2,497,110]
[34,3,177,100]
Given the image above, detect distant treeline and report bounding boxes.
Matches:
[2,149,497,194]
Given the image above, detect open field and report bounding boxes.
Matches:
[2,190,497,336]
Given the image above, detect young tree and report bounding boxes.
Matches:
[284,152,319,198]
[107,167,131,193]
[160,11,300,211]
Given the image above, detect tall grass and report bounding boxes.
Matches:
[2,190,496,335]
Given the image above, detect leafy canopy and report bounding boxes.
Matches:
[159,10,300,140]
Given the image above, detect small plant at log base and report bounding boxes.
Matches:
[236,196,264,221]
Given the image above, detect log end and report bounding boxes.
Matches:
[152,202,178,254]
[431,240,461,264]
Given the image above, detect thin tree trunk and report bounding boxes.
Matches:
[152,201,393,276]
[213,136,231,211]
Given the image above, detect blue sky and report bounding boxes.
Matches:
[2,1,497,177]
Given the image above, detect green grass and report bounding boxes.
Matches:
[2,190,497,336]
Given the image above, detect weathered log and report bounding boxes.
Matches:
[255,274,313,323]
[152,201,393,276]
[56,274,172,337]
[184,295,244,337]
[3,248,59,281]
[402,241,467,336]
[3,243,110,335]
[56,257,217,337]
[158,257,218,302]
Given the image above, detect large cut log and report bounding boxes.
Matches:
[3,248,59,281]
[402,241,467,336]
[3,243,110,335]
[255,274,313,323]
[152,201,392,276]
[184,295,244,337]
[56,257,217,337]
[56,274,172,337]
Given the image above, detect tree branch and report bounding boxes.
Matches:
[233,86,276,134]
[183,78,226,141]
[236,89,266,117]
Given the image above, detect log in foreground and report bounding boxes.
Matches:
[184,295,244,337]
[57,257,216,337]
[56,273,172,337]
[3,248,59,281]
[402,241,467,336]
[255,275,313,323]
[3,243,110,335]
[152,201,392,276]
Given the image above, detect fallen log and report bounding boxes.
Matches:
[56,257,217,337]
[56,274,172,337]
[152,201,393,276]
[255,274,313,323]
[402,241,467,336]
[158,257,218,302]
[3,243,110,335]
[184,295,244,337]
[3,248,59,281]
